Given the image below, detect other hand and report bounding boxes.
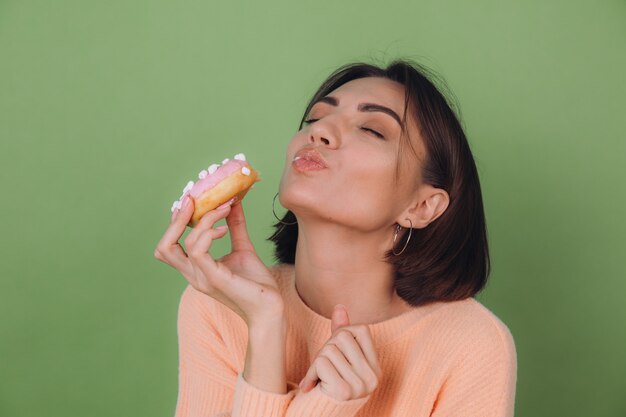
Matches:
[299,304,382,401]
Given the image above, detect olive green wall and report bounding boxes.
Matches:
[1,0,624,416]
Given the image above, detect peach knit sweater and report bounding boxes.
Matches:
[173,264,517,417]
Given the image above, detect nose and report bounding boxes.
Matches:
[308,117,340,148]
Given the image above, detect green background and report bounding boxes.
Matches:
[1,0,624,416]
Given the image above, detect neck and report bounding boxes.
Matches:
[291,219,412,325]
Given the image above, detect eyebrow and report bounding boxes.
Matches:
[311,95,403,127]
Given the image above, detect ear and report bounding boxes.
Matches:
[398,185,449,229]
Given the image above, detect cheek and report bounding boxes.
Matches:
[341,155,398,203]
[285,133,307,158]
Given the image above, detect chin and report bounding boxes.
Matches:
[287,193,367,230]
[279,183,327,217]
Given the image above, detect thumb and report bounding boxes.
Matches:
[224,199,256,253]
[331,304,350,334]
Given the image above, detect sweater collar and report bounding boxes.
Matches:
[278,264,448,348]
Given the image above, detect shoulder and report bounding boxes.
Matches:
[178,284,219,322]
[434,297,517,360]
[177,284,248,348]
[424,300,518,415]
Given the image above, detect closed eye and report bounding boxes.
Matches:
[361,127,384,139]
[302,119,385,140]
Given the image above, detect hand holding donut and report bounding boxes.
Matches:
[299,304,383,401]
[154,154,285,328]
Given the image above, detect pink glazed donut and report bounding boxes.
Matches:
[171,153,261,227]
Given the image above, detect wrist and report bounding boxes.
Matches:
[248,315,288,340]
[244,316,289,394]
[247,308,287,331]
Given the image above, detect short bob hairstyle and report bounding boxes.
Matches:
[267,59,490,307]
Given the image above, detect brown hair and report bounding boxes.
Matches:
[267,58,491,306]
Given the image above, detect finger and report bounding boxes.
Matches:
[351,326,383,377]
[331,304,350,334]
[192,225,229,258]
[186,225,228,291]
[154,239,191,274]
[225,200,256,253]
[185,203,232,248]
[321,341,365,393]
[331,331,379,392]
[314,355,353,401]
[332,330,368,368]
[155,195,195,272]
[185,205,232,282]
[299,360,319,393]
[161,195,194,244]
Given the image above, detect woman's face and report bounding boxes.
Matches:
[279,76,426,232]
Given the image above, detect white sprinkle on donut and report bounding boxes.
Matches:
[241,166,251,176]
[234,153,246,161]
[222,158,230,164]
[198,169,208,179]
[208,164,219,175]
[183,181,194,193]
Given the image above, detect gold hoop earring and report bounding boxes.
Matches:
[392,218,413,256]
[272,192,297,225]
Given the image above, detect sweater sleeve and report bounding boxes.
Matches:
[174,284,298,417]
[283,385,370,417]
[173,284,371,417]
[430,318,518,417]
[233,372,370,417]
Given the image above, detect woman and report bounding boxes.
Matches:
[155,59,517,417]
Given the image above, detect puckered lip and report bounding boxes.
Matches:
[293,148,328,168]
